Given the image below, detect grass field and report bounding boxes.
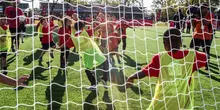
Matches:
[0,26,220,110]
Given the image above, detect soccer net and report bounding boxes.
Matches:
[0,0,219,110]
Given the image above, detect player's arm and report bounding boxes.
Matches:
[0,73,29,86]
[126,55,160,88]
[126,24,136,31]
[50,25,59,31]
[126,71,146,87]
[192,51,208,72]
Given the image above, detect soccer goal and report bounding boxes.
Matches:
[0,0,219,110]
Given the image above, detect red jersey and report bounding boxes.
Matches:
[193,12,214,40]
[4,6,24,28]
[142,50,207,78]
[42,7,47,16]
[108,32,120,51]
[58,27,74,49]
[86,29,94,37]
[50,20,55,28]
[41,26,53,44]
[116,22,130,38]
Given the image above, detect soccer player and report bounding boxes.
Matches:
[108,28,122,64]
[19,14,26,43]
[116,17,134,53]
[73,21,109,90]
[38,18,57,62]
[186,18,191,34]
[0,73,29,86]
[126,28,207,109]
[71,13,79,53]
[87,21,101,45]
[173,9,184,30]
[4,0,24,53]
[190,3,214,70]
[0,15,11,75]
[58,17,74,68]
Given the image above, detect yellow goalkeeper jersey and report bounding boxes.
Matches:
[148,50,195,110]
[0,25,11,51]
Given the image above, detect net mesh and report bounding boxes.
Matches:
[0,0,219,110]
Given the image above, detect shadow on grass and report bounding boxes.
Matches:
[67,52,80,66]
[102,91,115,110]
[209,53,220,59]
[83,90,115,110]
[123,54,147,69]
[209,65,220,72]
[209,62,219,67]
[7,55,16,66]
[198,70,220,82]
[23,49,42,65]
[83,91,98,110]
[45,69,66,110]
[26,66,48,84]
[18,66,48,90]
[111,63,143,94]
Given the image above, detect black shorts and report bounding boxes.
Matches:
[0,51,7,58]
[9,27,21,37]
[190,38,212,49]
[42,42,56,50]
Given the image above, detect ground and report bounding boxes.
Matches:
[0,26,219,110]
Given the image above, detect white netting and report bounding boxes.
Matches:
[0,0,219,110]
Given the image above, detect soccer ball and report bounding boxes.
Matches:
[19,16,26,22]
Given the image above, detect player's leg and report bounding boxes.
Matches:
[202,39,213,70]
[115,47,121,64]
[122,37,127,52]
[101,59,109,89]
[60,47,70,68]
[85,69,97,90]
[190,38,201,50]
[49,42,56,59]
[14,28,21,53]
[188,26,191,33]
[20,23,26,43]
[60,48,65,68]
[65,48,70,62]
[186,26,189,33]
[38,43,49,62]
[9,28,16,52]
[0,51,7,75]
[110,53,115,64]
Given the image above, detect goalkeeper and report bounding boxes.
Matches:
[126,28,207,109]
[73,21,109,91]
[0,15,11,75]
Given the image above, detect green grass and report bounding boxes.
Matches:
[0,26,220,110]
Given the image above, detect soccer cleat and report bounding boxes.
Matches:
[86,85,97,91]
[50,53,54,59]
